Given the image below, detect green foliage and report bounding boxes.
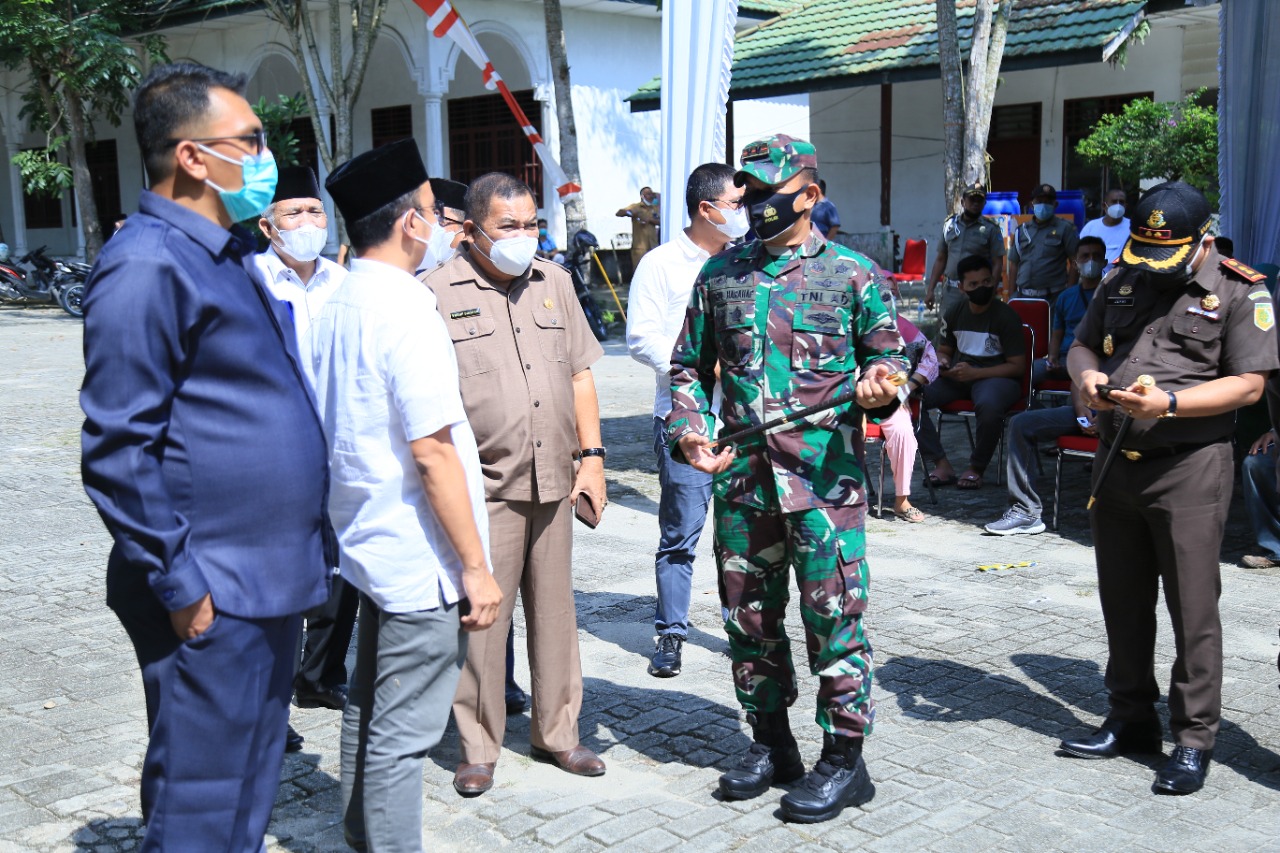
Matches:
[254,94,311,168]
[0,1,166,192]
[1075,89,1219,204]
[11,141,73,198]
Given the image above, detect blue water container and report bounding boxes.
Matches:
[1057,190,1085,229]
[984,191,1020,216]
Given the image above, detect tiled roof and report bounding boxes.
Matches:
[629,0,1149,106]
[738,0,807,15]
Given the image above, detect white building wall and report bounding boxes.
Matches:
[810,21,1195,273]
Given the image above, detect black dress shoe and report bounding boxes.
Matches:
[1058,719,1162,759]
[505,688,528,715]
[285,724,305,753]
[780,735,875,823]
[1154,746,1211,795]
[294,683,349,711]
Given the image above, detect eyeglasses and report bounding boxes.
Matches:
[710,197,745,211]
[166,129,267,155]
[275,206,327,224]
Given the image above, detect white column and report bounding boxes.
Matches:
[422,92,445,179]
[315,106,339,254]
[5,141,27,257]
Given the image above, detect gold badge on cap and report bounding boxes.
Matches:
[544,298,554,309]
[1118,284,1133,296]
[1201,294,1220,311]
[1103,334,1115,356]
[1147,209,1166,228]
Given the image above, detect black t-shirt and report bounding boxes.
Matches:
[940,299,1025,369]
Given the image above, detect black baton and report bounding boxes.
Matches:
[1086,412,1133,510]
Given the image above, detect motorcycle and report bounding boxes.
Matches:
[0,245,84,317]
[55,259,91,318]
[565,229,609,342]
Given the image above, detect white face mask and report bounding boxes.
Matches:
[1106,203,1126,220]
[408,210,457,270]
[273,222,327,263]
[478,227,538,277]
[709,203,750,240]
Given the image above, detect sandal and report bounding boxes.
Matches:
[957,472,984,490]
[925,472,957,487]
[895,506,926,523]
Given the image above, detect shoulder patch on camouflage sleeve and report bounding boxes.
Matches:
[1222,257,1267,283]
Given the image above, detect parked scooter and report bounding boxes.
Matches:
[0,244,84,317]
[565,230,609,341]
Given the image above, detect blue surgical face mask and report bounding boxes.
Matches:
[1079,259,1104,280]
[538,228,548,237]
[1033,202,1054,222]
[199,144,278,222]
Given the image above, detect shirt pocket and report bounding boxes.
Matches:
[714,299,757,368]
[447,315,498,377]
[791,302,851,372]
[1161,313,1223,372]
[532,306,569,363]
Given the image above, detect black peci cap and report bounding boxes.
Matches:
[271,166,322,204]
[325,139,429,224]
[961,180,987,198]
[429,178,467,214]
[1119,180,1212,273]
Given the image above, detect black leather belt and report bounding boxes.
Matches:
[1100,438,1225,462]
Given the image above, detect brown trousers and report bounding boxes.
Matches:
[1090,441,1230,750]
[452,497,582,763]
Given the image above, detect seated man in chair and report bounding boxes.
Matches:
[917,255,1027,490]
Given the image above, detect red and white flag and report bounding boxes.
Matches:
[412,0,582,200]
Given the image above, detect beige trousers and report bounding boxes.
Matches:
[452,497,583,763]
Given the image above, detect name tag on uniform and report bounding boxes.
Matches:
[798,289,851,306]
[1106,296,1134,307]
[450,308,481,320]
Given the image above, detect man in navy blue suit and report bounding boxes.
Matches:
[80,62,333,851]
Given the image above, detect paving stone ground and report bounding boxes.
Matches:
[2,305,1278,852]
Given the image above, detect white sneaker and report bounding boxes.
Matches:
[984,507,1046,535]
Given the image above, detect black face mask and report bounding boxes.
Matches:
[744,186,807,240]
[966,285,996,306]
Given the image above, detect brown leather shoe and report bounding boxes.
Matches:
[530,745,606,776]
[453,762,496,796]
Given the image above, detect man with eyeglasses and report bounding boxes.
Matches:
[253,167,353,740]
[422,171,607,797]
[80,62,333,851]
[626,162,746,679]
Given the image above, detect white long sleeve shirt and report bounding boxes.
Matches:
[625,229,713,418]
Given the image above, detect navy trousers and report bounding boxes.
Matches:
[113,576,300,853]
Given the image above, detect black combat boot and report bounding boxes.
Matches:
[718,710,805,800]
[780,733,875,823]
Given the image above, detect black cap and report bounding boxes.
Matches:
[1119,180,1212,273]
[961,180,987,198]
[429,178,467,214]
[325,139,428,224]
[271,166,322,204]
[1032,183,1057,201]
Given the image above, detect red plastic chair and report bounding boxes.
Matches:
[864,398,936,516]
[1008,299,1050,359]
[891,239,927,283]
[933,324,1035,485]
[1053,434,1099,530]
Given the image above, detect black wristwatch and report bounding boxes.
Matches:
[579,447,607,459]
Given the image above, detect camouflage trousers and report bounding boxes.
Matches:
[714,497,873,738]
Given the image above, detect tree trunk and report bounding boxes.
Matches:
[543,0,587,239]
[64,92,102,260]
[937,0,1012,214]
[936,0,965,215]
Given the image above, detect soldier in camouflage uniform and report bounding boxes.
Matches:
[666,135,909,824]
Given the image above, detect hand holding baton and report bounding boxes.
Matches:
[710,370,909,450]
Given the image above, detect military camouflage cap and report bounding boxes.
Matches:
[733,134,818,187]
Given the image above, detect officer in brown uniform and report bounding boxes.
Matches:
[1062,181,1278,794]
[420,172,608,796]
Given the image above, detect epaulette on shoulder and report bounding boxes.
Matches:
[1221,257,1267,284]
[1100,265,1126,287]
